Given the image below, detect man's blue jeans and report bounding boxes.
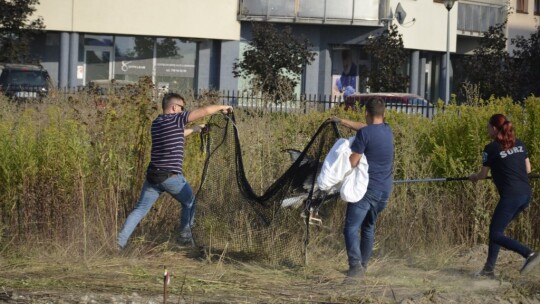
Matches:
[484,193,533,271]
[343,188,389,268]
[117,174,195,248]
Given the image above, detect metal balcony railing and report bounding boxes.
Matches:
[238,0,389,26]
[458,2,506,34]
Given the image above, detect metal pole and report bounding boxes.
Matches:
[445,8,451,105]
[69,32,79,88]
[59,32,70,89]
[394,174,539,184]
[394,178,456,184]
[410,50,420,95]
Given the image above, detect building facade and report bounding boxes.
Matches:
[31,0,538,102]
[33,0,240,92]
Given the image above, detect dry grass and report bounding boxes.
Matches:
[0,87,540,302]
[0,244,539,303]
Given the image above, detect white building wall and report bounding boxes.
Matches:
[506,2,539,53]
[35,0,240,40]
[389,0,458,52]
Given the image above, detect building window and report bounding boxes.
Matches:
[114,36,154,82]
[516,0,528,13]
[534,0,539,14]
[155,38,197,92]
[85,35,113,46]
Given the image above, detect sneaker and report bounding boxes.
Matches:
[177,236,195,248]
[520,252,540,274]
[474,268,495,279]
[343,265,364,285]
[111,243,127,256]
[346,264,365,278]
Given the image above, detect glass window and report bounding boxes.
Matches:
[534,0,539,14]
[45,32,60,47]
[84,34,113,46]
[155,38,197,92]
[2,70,49,86]
[517,0,528,13]
[85,49,111,82]
[331,46,360,101]
[113,36,154,81]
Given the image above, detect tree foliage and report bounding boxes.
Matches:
[0,0,45,63]
[461,20,519,100]
[233,22,316,101]
[364,24,408,92]
[512,25,540,99]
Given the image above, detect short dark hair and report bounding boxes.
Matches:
[365,97,385,117]
[162,93,184,110]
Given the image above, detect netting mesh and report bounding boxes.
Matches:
[192,113,344,264]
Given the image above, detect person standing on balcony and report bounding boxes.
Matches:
[117,93,233,250]
[331,97,394,281]
[469,114,539,278]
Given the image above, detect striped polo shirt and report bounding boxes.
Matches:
[148,111,190,174]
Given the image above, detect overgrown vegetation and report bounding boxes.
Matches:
[0,85,538,265]
[233,22,316,102]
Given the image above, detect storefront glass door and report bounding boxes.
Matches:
[84,46,113,84]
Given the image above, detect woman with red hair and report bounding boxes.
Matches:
[469,113,538,278]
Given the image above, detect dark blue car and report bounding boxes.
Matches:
[0,64,52,100]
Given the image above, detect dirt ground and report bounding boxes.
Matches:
[0,244,539,304]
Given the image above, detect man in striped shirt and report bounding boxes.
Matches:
[117,93,233,249]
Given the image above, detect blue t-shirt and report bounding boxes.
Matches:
[350,123,394,193]
[149,111,190,174]
[482,139,530,196]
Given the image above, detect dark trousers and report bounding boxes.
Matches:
[484,193,533,271]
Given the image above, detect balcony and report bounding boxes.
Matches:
[238,0,390,26]
[458,1,506,35]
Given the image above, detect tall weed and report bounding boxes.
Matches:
[0,90,538,262]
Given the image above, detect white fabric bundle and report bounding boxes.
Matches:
[316,137,369,203]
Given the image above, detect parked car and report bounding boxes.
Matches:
[344,93,436,118]
[0,63,53,100]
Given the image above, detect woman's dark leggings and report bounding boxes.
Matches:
[484,193,533,271]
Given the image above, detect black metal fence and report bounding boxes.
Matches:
[194,90,439,118]
[4,85,439,118]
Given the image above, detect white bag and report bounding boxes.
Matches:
[316,138,352,191]
[317,136,369,203]
[340,155,369,202]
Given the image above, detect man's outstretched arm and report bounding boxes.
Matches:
[188,105,232,122]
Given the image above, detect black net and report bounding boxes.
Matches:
[192,113,344,265]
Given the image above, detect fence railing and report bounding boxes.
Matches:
[238,0,385,25]
[457,2,505,34]
[193,90,439,118]
[6,86,439,118]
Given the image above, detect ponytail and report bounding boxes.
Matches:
[489,114,515,150]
